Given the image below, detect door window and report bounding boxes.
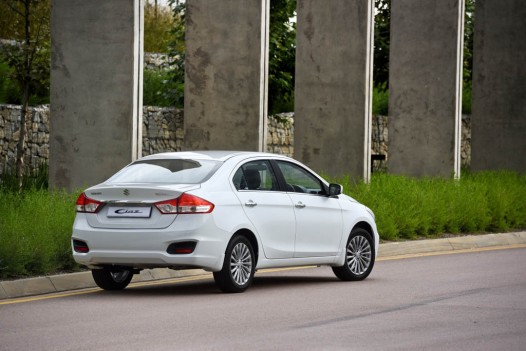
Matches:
[233,160,279,191]
[275,161,326,195]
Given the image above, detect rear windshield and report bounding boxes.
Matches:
[106,159,222,184]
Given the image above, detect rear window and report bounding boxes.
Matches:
[106,159,222,184]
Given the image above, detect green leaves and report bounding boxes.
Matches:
[268,0,296,114]
[0,0,51,105]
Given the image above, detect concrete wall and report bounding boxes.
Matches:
[183,0,269,151]
[294,0,374,180]
[471,0,526,172]
[49,0,144,191]
[388,0,464,178]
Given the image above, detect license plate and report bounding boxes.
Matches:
[107,206,152,218]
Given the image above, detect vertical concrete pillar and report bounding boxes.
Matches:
[295,0,374,181]
[50,0,144,191]
[389,0,464,178]
[471,0,526,172]
[183,0,269,151]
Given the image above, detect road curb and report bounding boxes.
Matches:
[1,232,525,300]
[378,231,526,257]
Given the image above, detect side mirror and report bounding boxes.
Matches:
[329,183,342,197]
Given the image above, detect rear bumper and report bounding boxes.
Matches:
[72,213,229,272]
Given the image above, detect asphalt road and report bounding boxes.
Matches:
[1,247,525,351]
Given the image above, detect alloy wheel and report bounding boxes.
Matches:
[230,242,253,286]
[346,235,372,275]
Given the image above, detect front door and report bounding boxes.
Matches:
[274,161,343,258]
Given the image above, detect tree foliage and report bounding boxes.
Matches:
[0,0,50,189]
[374,0,390,87]
[268,0,296,114]
[0,0,50,105]
[144,1,176,53]
[162,0,185,108]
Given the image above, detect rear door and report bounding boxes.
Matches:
[232,160,296,259]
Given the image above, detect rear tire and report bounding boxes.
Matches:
[214,236,255,293]
[92,268,133,290]
[332,228,375,281]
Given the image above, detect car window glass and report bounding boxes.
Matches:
[107,159,221,184]
[233,160,279,191]
[276,161,325,195]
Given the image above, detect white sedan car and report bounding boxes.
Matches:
[73,151,379,293]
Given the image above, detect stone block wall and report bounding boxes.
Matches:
[142,106,184,155]
[0,104,50,175]
[0,103,472,176]
[267,112,294,157]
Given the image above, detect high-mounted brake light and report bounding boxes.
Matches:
[155,193,214,214]
[76,192,103,213]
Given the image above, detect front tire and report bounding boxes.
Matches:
[332,228,375,281]
[214,236,255,293]
[92,268,133,290]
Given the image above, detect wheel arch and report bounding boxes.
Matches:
[231,228,259,266]
[352,221,376,250]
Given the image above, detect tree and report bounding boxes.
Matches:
[268,0,296,114]
[144,0,176,53]
[0,0,50,189]
[165,0,186,108]
[462,0,475,113]
[374,0,390,87]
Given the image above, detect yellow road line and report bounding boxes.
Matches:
[377,243,526,261]
[0,288,101,305]
[129,274,212,288]
[258,266,318,274]
[1,245,524,305]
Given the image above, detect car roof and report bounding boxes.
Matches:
[138,151,290,162]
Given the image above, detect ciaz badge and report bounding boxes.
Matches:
[107,206,152,218]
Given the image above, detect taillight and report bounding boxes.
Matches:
[177,193,215,213]
[76,192,103,213]
[154,198,179,214]
[155,193,214,214]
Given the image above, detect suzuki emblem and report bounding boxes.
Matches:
[123,189,130,196]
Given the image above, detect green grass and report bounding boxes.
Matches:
[333,171,526,241]
[0,170,525,279]
[0,188,80,279]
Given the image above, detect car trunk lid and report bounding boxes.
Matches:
[84,184,200,229]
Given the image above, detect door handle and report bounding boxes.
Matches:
[295,201,306,208]
[245,200,257,207]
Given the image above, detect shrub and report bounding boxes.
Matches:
[0,60,21,104]
[143,68,182,107]
[372,83,388,115]
[462,83,472,114]
[333,171,526,241]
